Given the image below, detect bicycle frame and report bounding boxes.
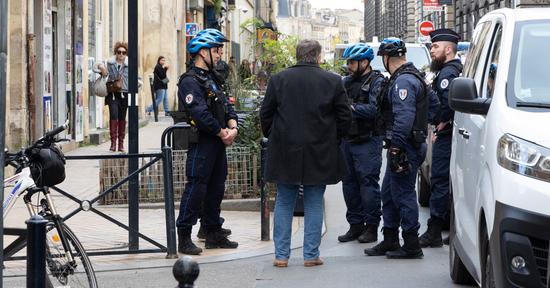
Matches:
[3,167,36,219]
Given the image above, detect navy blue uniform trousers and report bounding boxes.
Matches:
[341,137,383,226]
[381,143,427,233]
[176,135,227,230]
[429,134,452,220]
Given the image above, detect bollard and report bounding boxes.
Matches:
[260,138,270,241]
[26,215,48,288]
[149,74,158,122]
[162,144,178,259]
[173,256,200,288]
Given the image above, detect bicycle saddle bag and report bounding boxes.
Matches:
[29,145,66,187]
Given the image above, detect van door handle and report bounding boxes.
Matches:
[458,128,470,139]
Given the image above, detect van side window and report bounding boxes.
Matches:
[463,22,492,79]
[482,24,503,99]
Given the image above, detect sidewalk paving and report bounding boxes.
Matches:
[3,115,302,275]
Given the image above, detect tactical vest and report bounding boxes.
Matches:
[177,69,227,127]
[345,71,385,143]
[376,65,431,147]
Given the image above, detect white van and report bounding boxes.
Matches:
[448,8,550,287]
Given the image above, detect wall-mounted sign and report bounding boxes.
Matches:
[185,23,199,36]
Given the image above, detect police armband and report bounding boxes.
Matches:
[388,147,411,174]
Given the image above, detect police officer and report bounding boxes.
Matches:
[337,43,385,244]
[192,28,234,242]
[418,29,463,248]
[176,32,239,255]
[365,38,433,259]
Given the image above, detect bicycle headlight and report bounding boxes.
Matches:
[497,134,550,182]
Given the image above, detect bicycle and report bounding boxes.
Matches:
[3,121,98,288]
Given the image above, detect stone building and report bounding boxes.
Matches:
[4,0,260,150]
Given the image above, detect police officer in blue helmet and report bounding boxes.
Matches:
[365,37,436,259]
[192,29,234,242]
[418,28,463,248]
[176,32,239,255]
[337,43,386,244]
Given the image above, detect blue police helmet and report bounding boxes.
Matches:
[342,43,374,61]
[196,28,229,43]
[187,34,223,55]
[342,45,353,60]
[377,38,407,57]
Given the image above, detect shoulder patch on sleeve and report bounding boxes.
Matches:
[185,94,194,104]
[440,79,449,89]
[399,89,408,100]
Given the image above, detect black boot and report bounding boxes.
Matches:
[197,225,232,240]
[177,227,202,255]
[358,224,378,243]
[419,218,444,248]
[364,228,400,256]
[386,230,424,259]
[338,223,365,242]
[205,229,238,249]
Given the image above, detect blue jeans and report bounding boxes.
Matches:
[341,137,382,226]
[429,135,452,220]
[146,89,168,112]
[273,184,325,261]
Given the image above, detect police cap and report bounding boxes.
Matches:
[429,29,460,44]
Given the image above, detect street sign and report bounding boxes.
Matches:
[185,23,198,36]
[423,5,444,12]
[419,21,435,37]
[423,0,444,12]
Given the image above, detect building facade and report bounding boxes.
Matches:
[366,0,550,43]
[5,0,259,151]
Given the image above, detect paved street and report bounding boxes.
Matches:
[3,117,473,287]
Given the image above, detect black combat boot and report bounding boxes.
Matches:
[386,230,424,259]
[419,218,444,248]
[178,227,202,255]
[197,225,232,240]
[364,228,400,256]
[358,224,378,243]
[205,229,238,249]
[338,223,365,243]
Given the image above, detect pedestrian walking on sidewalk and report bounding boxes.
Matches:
[175,32,239,255]
[260,39,351,268]
[337,43,386,244]
[146,56,170,115]
[100,41,129,152]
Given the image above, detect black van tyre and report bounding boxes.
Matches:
[449,201,475,284]
[45,222,98,288]
[417,170,430,207]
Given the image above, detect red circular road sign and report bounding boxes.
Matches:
[419,21,435,36]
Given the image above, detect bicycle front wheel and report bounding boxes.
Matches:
[45,222,98,288]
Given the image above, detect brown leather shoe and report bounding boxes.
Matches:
[273,259,288,268]
[304,258,323,267]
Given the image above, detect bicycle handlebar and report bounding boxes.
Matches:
[4,120,69,168]
[39,120,69,142]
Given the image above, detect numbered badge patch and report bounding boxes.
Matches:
[399,89,408,100]
[185,94,194,104]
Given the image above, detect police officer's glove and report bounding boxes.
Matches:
[389,146,411,174]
